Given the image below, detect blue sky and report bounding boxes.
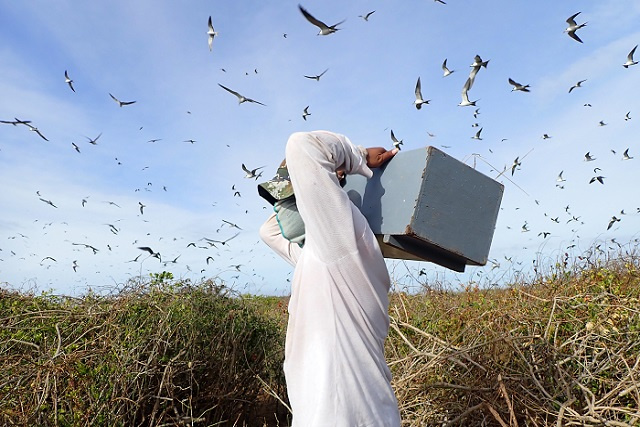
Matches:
[1,1,639,296]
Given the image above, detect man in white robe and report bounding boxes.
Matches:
[260,130,401,426]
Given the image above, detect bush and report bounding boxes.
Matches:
[0,276,288,426]
[387,255,640,426]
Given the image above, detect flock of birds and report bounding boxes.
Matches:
[1,3,639,294]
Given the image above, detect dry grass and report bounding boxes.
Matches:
[387,253,640,426]
[2,252,640,426]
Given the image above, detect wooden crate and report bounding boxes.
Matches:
[343,146,504,272]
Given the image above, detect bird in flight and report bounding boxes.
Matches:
[242,163,265,179]
[568,79,586,93]
[202,232,240,247]
[441,59,454,77]
[64,70,75,92]
[39,197,58,208]
[207,16,218,51]
[458,78,478,107]
[622,148,633,160]
[358,10,375,21]
[109,93,136,107]
[304,68,329,81]
[390,129,403,150]
[222,219,243,230]
[565,12,587,43]
[511,157,521,175]
[607,216,621,230]
[218,84,266,106]
[27,124,49,141]
[471,127,483,140]
[137,246,161,261]
[86,132,102,145]
[298,4,345,36]
[508,78,530,92]
[413,77,430,110]
[623,45,638,68]
[302,106,311,121]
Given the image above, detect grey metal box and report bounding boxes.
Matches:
[343,146,504,272]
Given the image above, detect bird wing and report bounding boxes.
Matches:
[414,77,422,99]
[566,12,580,26]
[218,84,242,100]
[247,97,266,106]
[628,45,637,61]
[109,93,120,103]
[298,5,328,30]
[508,78,518,87]
[568,31,583,43]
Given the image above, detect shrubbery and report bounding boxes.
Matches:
[2,253,640,426]
[0,274,287,426]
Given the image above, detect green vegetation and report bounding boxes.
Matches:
[0,275,288,426]
[2,253,640,426]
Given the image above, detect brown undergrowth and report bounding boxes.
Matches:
[388,254,640,426]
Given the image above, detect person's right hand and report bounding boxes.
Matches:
[366,147,399,168]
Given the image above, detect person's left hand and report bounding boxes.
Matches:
[366,147,399,168]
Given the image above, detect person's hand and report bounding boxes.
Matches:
[366,147,399,169]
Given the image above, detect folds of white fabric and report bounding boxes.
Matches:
[260,130,401,427]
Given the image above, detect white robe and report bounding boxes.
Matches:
[259,131,400,427]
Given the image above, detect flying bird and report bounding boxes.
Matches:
[458,78,478,107]
[64,70,75,92]
[607,216,621,230]
[622,148,633,160]
[568,79,586,93]
[86,132,102,145]
[623,45,638,68]
[222,219,243,230]
[304,68,328,81]
[390,129,403,150]
[39,198,58,208]
[358,10,375,21]
[137,246,161,260]
[589,175,605,184]
[441,59,454,77]
[624,112,632,121]
[565,12,587,43]
[72,142,80,153]
[302,106,311,121]
[218,84,266,106]
[471,127,483,140]
[26,124,49,141]
[207,16,218,51]
[139,202,146,215]
[511,157,521,175]
[242,163,265,179]
[470,54,490,70]
[556,171,566,182]
[109,93,136,107]
[298,4,345,36]
[413,77,430,109]
[584,152,596,162]
[508,78,530,92]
